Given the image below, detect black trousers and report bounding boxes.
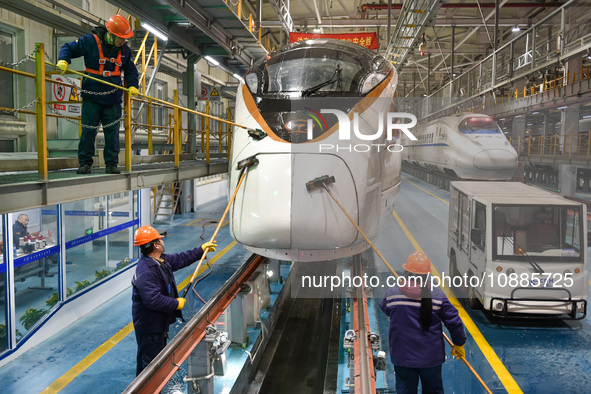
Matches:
[135,332,168,376]
[79,99,121,166]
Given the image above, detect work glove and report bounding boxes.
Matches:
[202,240,217,253]
[56,60,68,73]
[451,344,465,360]
[129,86,139,96]
[176,297,186,310]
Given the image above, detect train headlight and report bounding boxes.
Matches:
[494,301,504,311]
[245,72,259,93]
[506,268,515,275]
[577,302,585,312]
[361,72,387,94]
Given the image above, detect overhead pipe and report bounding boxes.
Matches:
[360,2,565,12]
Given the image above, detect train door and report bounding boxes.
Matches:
[470,201,487,276]
[459,193,471,255]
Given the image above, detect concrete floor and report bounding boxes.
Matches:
[0,178,590,393]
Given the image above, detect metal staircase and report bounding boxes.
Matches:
[153,182,182,225]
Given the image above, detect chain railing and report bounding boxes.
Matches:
[0,42,252,180]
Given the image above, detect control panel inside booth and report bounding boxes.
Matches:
[0,240,59,290]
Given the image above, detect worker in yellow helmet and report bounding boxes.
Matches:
[380,251,467,393]
[131,225,217,375]
[56,14,139,175]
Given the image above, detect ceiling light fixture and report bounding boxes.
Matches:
[141,22,168,41]
[512,26,521,32]
[205,56,220,66]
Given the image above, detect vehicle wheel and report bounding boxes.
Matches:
[467,272,482,310]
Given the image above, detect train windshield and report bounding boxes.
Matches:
[458,117,501,134]
[493,205,582,261]
[246,42,390,97]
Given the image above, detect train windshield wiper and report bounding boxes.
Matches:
[302,64,343,97]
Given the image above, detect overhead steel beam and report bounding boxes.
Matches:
[44,0,105,26]
[0,0,94,36]
[386,0,442,70]
[105,1,204,58]
[269,0,294,34]
[260,18,536,28]
[164,0,254,67]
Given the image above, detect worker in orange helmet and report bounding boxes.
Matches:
[56,14,139,175]
[380,251,466,394]
[131,225,217,376]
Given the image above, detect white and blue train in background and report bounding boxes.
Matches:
[401,113,518,180]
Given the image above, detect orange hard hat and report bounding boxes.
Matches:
[134,225,163,246]
[106,14,134,39]
[402,251,432,275]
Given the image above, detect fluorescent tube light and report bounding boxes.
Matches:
[205,56,219,66]
[141,22,168,42]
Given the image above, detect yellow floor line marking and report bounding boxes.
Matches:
[41,323,135,394]
[393,210,523,394]
[42,240,238,393]
[402,176,449,205]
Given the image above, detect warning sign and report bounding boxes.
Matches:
[52,75,81,115]
[53,80,66,101]
[69,86,79,101]
[198,86,221,101]
[198,87,208,101]
[209,87,221,101]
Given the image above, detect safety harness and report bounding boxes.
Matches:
[85,34,122,77]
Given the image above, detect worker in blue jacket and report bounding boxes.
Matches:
[56,14,139,175]
[131,225,217,376]
[380,251,467,394]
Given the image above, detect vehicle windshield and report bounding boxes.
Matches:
[493,205,582,261]
[458,117,501,134]
[245,41,390,97]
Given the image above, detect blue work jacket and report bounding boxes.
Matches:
[131,247,204,335]
[58,26,139,105]
[380,283,467,368]
[12,221,28,249]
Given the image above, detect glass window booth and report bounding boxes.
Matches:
[0,191,139,353]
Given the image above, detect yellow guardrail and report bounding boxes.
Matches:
[462,66,591,114]
[510,131,591,160]
[0,42,241,180]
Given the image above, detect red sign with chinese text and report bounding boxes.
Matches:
[289,32,379,50]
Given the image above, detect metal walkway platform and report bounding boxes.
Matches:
[0,156,228,214]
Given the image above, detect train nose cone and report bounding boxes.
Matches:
[231,153,359,250]
[473,149,518,171]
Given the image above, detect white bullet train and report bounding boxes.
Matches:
[401,113,518,180]
[228,38,402,261]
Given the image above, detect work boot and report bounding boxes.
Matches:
[77,164,92,174]
[105,164,121,174]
